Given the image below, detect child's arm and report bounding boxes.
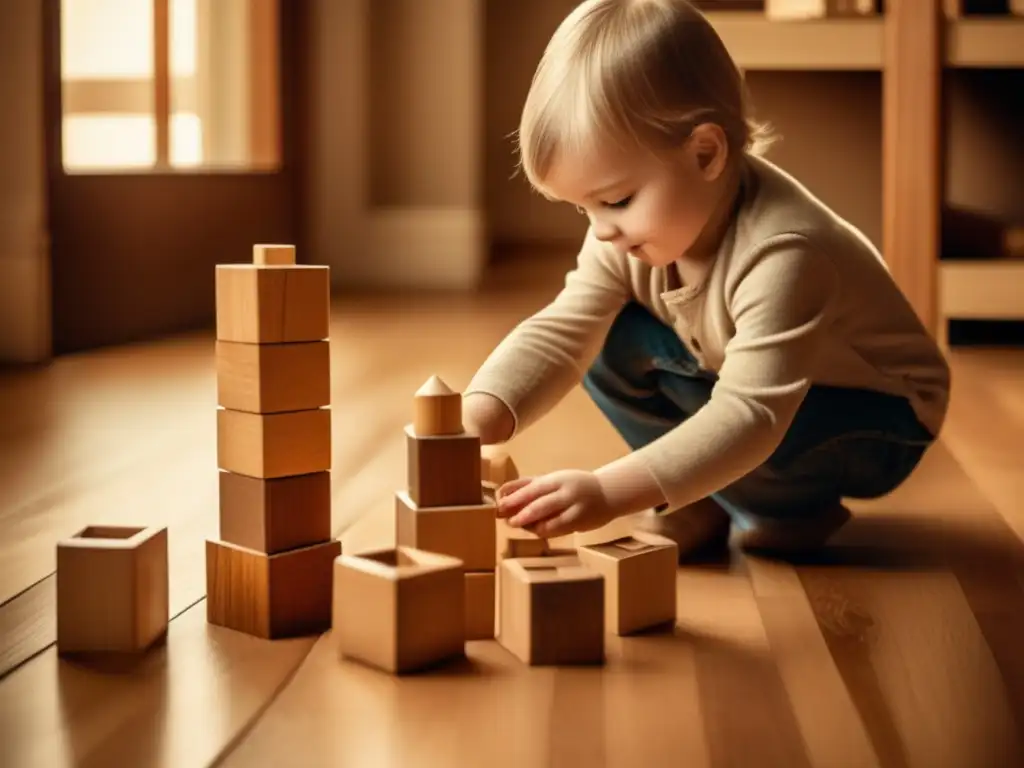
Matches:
[501,236,838,536]
[463,230,630,442]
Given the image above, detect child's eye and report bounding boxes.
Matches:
[604,195,633,209]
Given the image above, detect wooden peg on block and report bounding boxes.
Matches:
[413,375,463,436]
[56,525,169,655]
[253,244,296,266]
[333,547,465,674]
[498,555,605,666]
[577,532,678,635]
[206,538,340,639]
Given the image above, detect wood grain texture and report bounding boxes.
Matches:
[2,250,1024,766]
[882,1,942,335]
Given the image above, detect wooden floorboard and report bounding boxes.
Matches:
[2,250,1024,767]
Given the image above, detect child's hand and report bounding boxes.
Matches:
[496,470,619,538]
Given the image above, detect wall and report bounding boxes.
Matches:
[0,1,50,364]
[304,0,486,290]
[303,2,884,280]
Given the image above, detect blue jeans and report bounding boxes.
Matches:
[582,302,935,531]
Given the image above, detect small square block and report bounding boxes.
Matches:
[254,244,295,265]
[206,538,341,639]
[333,546,465,674]
[497,518,549,559]
[406,425,481,507]
[217,407,331,479]
[216,340,330,414]
[465,570,496,640]
[56,525,169,654]
[395,490,496,570]
[215,264,330,344]
[498,555,605,666]
[219,470,332,554]
[577,532,678,635]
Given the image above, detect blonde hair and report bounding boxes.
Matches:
[516,0,774,192]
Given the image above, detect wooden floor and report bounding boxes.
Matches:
[2,250,1024,767]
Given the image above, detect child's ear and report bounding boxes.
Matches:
[688,123,729,181]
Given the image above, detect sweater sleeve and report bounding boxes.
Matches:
[634,236,837,511]
[464,230,631,437]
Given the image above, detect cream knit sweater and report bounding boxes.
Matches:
[465,154,951,511]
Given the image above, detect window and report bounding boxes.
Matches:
[60,0,281,173]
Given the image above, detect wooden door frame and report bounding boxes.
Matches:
[41,0,310,354]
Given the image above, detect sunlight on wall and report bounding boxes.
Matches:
[60,0,201,170]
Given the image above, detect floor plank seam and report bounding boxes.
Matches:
[0,591,208,684]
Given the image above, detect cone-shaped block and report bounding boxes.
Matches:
[413,375,463,436]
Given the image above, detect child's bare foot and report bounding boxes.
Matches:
[633,497,732,562]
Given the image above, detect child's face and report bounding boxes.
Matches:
[542,125,733,267]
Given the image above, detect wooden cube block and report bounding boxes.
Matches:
[465,571,496,640]
[56,525,168,654]
[219,470,332,554]
[482,450,519,490]
[406,425,481,507]
[333,547,465,674]
[217,407,331,479]
[497,518,549,559]
[215,264,330,344]
[498,555,605,666]
[576,532,678,635]
[395,490,496,570]
[253,244,295,266]
[216,340,330,414]
[206,538,340,639]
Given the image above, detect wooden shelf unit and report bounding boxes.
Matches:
[705,12,884,70]
[946,18,1024,67]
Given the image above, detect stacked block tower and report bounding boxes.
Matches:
[395,376,498,641]
[206,244,341,639]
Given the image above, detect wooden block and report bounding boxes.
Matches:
[406,425,481,507]
[465,570,496,640]
[498,555,605,666]
[497,517,548,559]
[56,525,168,654]
[253,244,296,266]
[217,407,331,479]
[413,375,463,436]
[216,340,330,414]
[206,538,340,639]
[394,490,496,570]
[215,264,330,344]
[333,546,465,674]
[482,449,519,489]
[219,470,332,554]
[577,532,678,635]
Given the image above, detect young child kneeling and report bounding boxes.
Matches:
[462,0,950,558]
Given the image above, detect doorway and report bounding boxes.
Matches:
[44,0,304,354]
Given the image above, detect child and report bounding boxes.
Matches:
[461,0,950,557]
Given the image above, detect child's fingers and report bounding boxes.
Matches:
[495,477,531,501]
[508,490,566,528]
[499,476,558,517]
